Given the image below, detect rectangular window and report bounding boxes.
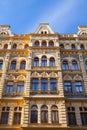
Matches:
[51,111,58,123]
[41,111,48,123]
[6,82,14,93]
[17,82,24,92]
[64,81,72,93]
[50,79,57,90]
[41,79,48,90]
[68,112,76,125]
[31,78,39,90]
[13,113,21,124]
[0,112,9,124]
[74,81,83,93]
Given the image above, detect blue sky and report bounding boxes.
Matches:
[0,0,87,34]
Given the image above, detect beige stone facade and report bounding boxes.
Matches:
[0,23,87,130]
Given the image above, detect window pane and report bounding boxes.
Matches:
[50,58,55,66]
[10,61,16,70]
[6,82,14,93]
[13,113,21,124]
[41,111,48,123]
[72,61,78,70]
[74,81,83,93]
[0,61,3,69]
[41,56,47,66]
[80,113,87,125]
[1,112,9,124]
[62,61,68,70]
[68,112,76,125]
[64,81,72,93]
[50,79,57,90]
[20,61,26,69]
[31,111,38,123]
[41,79,48,90]
[33,58,39,66]
[51,111,58,123]
[17,82,24,92]
[31,79,39,90]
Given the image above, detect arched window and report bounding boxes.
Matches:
[60,44,64,49]
[33,57,39,66]
[85,61,87,70]
[20,60,26,69]
[49,41,54,47]
[24,44,28,49]
[71,44,75,50]
[34,41,39,46]
[0,60,3,69]
[42,41,47,47]
[49,57,55,66]
[41,105,48,123]
[41,56,47,66]
[41,78,48,90]
[62,61,69,70]
[72,61,78,70]
[4,44,8,49]
[50,79,57,90]
[51,105,58,123]
[31,105,38,123]
[12,44,17,49]
[80,44,84,50]
[10,60,16,70]
[31,78,39,90]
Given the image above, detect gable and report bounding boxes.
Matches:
[34,23,54,34]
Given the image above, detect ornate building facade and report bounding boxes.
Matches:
[0,23,87,130]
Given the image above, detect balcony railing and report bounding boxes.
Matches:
[30,90,59,95]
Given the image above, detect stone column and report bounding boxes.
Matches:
[48,105,51,123]
[8,106,14,125]
[58,100,67,127]
[38,105,41,124]
[75,104,81,126]
[0,54,10,98]
[23,100,29,127]
[78,53,87,94]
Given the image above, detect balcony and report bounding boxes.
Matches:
[64,92,87,98]
[2,92,25,97]
[30,90,59,95]
[31,66,58,71]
